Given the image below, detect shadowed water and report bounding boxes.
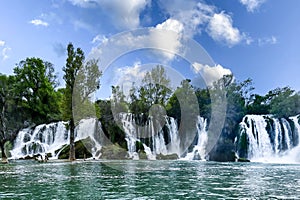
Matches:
[0,160,299,199]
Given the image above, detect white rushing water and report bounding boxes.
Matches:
[183,116,208,160]
[118,113,180,159]
[118,113,208,160]
[10,113,209,160]
[10,118,103,159]
[236,115,300,163]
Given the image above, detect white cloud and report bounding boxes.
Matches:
[0,40,5,47]
[158,1,214,37]
[92,34,108,44]
[114,62,146,97]
[2,47,11,61]
[206,12,245,47]
[155,18,184,34]
[239,0,266,12]
[158,1,249,47]
[191,62,232,86]
[153,19,184,61]
[68,0,150,29]
[29,19,49,27]
[100,0,150,29]
[88,27,185,67]
[258,36,277,46]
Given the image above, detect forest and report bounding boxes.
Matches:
[1,43,300,162]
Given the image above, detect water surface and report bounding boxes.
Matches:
[0,160,299,199]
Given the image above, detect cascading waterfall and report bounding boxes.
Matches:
[10,118,103,159]
[118,113,208,160]
[118,113,180,159]
[183,116,208,160]
[236,115,300,162]
[10,113,209,160]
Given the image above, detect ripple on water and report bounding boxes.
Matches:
[0,160,300,199]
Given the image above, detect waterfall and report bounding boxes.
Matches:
[118,113,179,159]
[10,118,103,159]
[236,115,300,162]
[11,113,209,160]
[117,113,208,160]
[183,116,208,160]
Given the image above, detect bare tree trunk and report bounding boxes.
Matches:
[69,118,76,161]
[0,141,8,163]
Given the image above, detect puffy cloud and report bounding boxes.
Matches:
[155,18,184,34]
[258,36,277,46]
[206,12,245,47]
[0,40,5,47]
[191,62,232,86]
[158,0,214,37]
[29,19,49,27]
[68,0,150,29]
[153,19,184,60]
[116,62,145,82]
[88,27,185,68]
[100,0,150,29]
[158,0,249,47]
[239,0,266,12]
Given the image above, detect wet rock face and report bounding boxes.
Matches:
[100,144,128,160]
[57,138,93,159]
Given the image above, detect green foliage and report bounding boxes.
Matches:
[166,79,199,123]
[247,87,300,118]
[62,42,101,160]
[0,74,24,159]
[141,65,171,107]
[111,86,128,114]
[62,43,85,122]
[247,94,270,115]
[195,88,211,120]
[13,57,60,124]
[96,100,127,148]
[268,87,300,118]
[126,65,172,118]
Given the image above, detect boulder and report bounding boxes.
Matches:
[100,143,128,159]
[156,153,179,160]
[56,138,93,159]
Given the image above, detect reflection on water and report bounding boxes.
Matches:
[0,160,299,199]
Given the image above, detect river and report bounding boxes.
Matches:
[0,160,299,199]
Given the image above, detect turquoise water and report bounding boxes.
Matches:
[0,160,299,199]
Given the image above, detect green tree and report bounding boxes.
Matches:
[267,87,300,118]
[167,79,199,123]
[111,85,128,114]
[246,94,270,115]
[13,57,60,124]
[0,74,15,162]
[208,75,254,161]
[141,65,171,107]
[63,43,101,161]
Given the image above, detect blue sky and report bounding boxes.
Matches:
[0,0,300,99]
